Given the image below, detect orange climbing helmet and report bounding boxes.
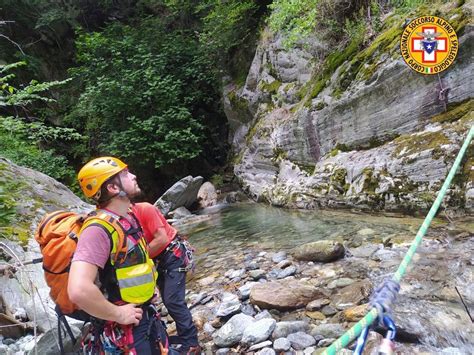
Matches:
[78,157,127,199]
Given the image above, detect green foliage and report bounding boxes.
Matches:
[0,172,17,228]
[67,19,219,171]
[1,62,71,107]
[196,0,267,84]
[0,116,79,188]
[0,62,80,187]
[343,13,367,44]
[390,0,426,9]
[268,0,319,47]
[210,174,224,188]
[199,0,259,58]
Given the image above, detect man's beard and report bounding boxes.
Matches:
[129,185,143,201]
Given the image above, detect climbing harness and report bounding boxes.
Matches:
[322,125,474,355]
[160,236,195,273]
[81,304,171,354]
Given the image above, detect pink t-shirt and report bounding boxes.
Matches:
[72,211,138,269]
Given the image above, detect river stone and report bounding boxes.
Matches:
[287,332,316,350]
[349,245,379,258]
[305,311,326,320]
[241,318,276,346]
[310,323,345,339]
[276,259,292,269]
[191,307,215,331]
[168,206,192,219]
[154,175,204,215]
[249,269,266,280]
[241,303,257,317]
[269,265,297,279]
[197,181,218,208]
[272,321,309,339]
[272,252,287,263]
[256,348,276,355]
[203,322,216,335]
[248,340,273,351]
[238,282,258,300]
[357,228,376,236]
[341,304,369,322]
[276,265,297,279]
[292,241,345,262]
[332,279,373,310]
[392,296,474,346]
[216,292,241,317]
[198,275,216,286]
[245,260,259,270]
[306,298,331,311]
[225,268,246,279]
[250,279,324,311]
[321,305,337,316]
[255,310,274,320]
[30,325,81,354]
[318,338,336,347]
[327,277,355,289]
[273,337,291,352]
[212,313,255,347]
[372,249,400,262]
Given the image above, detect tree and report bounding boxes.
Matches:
[66,19,220,173]
[0,61,81,185]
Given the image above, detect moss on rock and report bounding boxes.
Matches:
[430,99,473,124]
[228,89,249,114]
[294,162,316,175]
[258,79,282,95]
[330,167,348,194]
[361,168,380,195]
[392,130,450,159]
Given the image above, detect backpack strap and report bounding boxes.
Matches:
[82,212,128,264]
[55,305,78,355]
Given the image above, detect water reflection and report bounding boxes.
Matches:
[180,203,431,255]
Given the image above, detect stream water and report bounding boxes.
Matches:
[180,202,438,261]
[177,202,473,353]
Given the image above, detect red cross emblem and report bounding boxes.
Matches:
[411,26,447,63]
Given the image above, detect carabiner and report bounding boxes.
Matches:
[378,315,396,355]
[354,325,370,355]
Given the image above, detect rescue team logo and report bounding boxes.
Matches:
[400,16,458,75]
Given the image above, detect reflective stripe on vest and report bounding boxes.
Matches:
[114,235,157,303]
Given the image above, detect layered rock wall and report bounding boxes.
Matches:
[226,3,473,214]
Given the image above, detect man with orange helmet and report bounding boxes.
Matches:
[69,157,169,354]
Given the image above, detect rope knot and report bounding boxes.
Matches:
[369,278,400,325]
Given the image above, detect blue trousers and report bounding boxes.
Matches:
[156,243,198,350]
[132,307,162,354]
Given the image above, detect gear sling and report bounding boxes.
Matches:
[35,209,167,354]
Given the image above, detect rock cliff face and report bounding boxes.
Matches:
[225,2,473,214]
[0,158,91,332]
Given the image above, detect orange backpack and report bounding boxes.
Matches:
[34,211,127,315]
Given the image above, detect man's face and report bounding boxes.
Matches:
[119,168,141,197]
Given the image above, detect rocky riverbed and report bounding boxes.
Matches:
[1,202,473,354]
[172,218,473,354]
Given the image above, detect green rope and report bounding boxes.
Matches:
[323,124,473,355]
